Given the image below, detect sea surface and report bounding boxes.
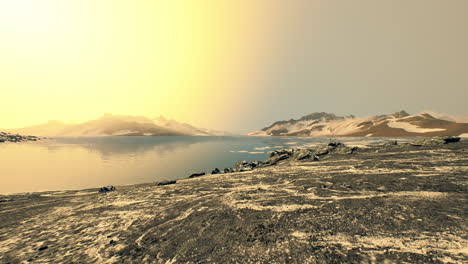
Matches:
[0,136,416,194]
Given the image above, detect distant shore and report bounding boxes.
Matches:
[1,137,466,263]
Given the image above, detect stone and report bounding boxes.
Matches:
[99,186,116,193]
[235,161,262,172]
[376,186,387,192]
[313,145,331,156]
[265,153,290,165]
[382,140,398,146]
[410,136,461,146]
[235,160,249,171]
[269,149,293,158]
[334,146,359,154]
[38,245,48,251]
[293,149,311,160]
[249,161,263,168]
[158,180,176,186]
[239,166,253,172]
[224,168,234,173]
[211,168,221,174]
[189,172,205,178]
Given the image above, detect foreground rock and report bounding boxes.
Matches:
[0,140,467,263]
[0,132,40,143]
[410,136,461,146]
[188,172,205,178]
[98,186,116,193]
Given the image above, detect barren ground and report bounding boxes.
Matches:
[1,141,467,263]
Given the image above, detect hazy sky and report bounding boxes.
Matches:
[1,0,467,133]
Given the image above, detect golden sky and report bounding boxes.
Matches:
[0,0,279,130]
[1,0,467,132]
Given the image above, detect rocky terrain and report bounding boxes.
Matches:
[248,111,468,137]
[1,114,231,137]
[0,132,40,143]
[0,137,467,263]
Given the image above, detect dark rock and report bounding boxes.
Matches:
[293,149,311,160]
[265,153,290,165]
[269,149,293,158]
[224,168,234,173]
[334,146,359,154]
[158,180,176,186]
[99,186,116,193]
[313,145,331,156]
[38,245,48,251]
[211,168,221,174]
[189,172,205,178]
[235,160,261,172]
[410,136,461,146]
[249,161,263,168]
[381,140,398,146]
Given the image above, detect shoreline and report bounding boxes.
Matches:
[1,137,467,263]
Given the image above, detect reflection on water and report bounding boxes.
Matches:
[0,136,415,194]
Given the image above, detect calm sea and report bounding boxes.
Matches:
[0,136,414,194]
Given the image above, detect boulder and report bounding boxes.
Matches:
[99,186,116,193]
[158,180,176,186]
[265,153,290,165]
[312,145,331,156]
[334,146,359,154]
[249,161,263,168]
[211,168,221,174]
[292,149,311,160]
[235,160,249,171]
[224,168,234,173]
[269,149,293,158]
[189,172,206,178]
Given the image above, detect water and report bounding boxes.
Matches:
[0,136,414,194]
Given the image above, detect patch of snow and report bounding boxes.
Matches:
[387,121,446,133]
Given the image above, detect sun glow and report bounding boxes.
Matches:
[1,0,267,129]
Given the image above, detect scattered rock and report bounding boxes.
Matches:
[224,168,234,173]
[293,149,311,160]
[265,153,290,165]
[312,145,331,156]
[158,180,176,186]
[38,245,48,251]
[0,132,40,143]
[189,172,205,178]
[376,186,387,192]
[410,136,460,146]
[235,160,262,172]
[382,140,398,146]
[99,186,116,193]
[211,168,221,174]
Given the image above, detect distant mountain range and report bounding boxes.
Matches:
[248,111,468,137]
[2,114,231,137]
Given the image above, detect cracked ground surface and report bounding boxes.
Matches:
[0,141,467,263]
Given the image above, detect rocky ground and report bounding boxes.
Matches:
[0,138,467,263]
[0,132,40,143]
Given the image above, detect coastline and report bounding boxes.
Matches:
[0,138,467,263]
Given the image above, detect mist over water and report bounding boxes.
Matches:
[0,136,415,194]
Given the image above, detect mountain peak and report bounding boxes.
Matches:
[299,112,343,121]
[391,110,410,118]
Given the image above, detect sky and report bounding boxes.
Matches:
[1,0,467,133]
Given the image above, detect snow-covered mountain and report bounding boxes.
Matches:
[248,111,468,137]
[3,114,231,137]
